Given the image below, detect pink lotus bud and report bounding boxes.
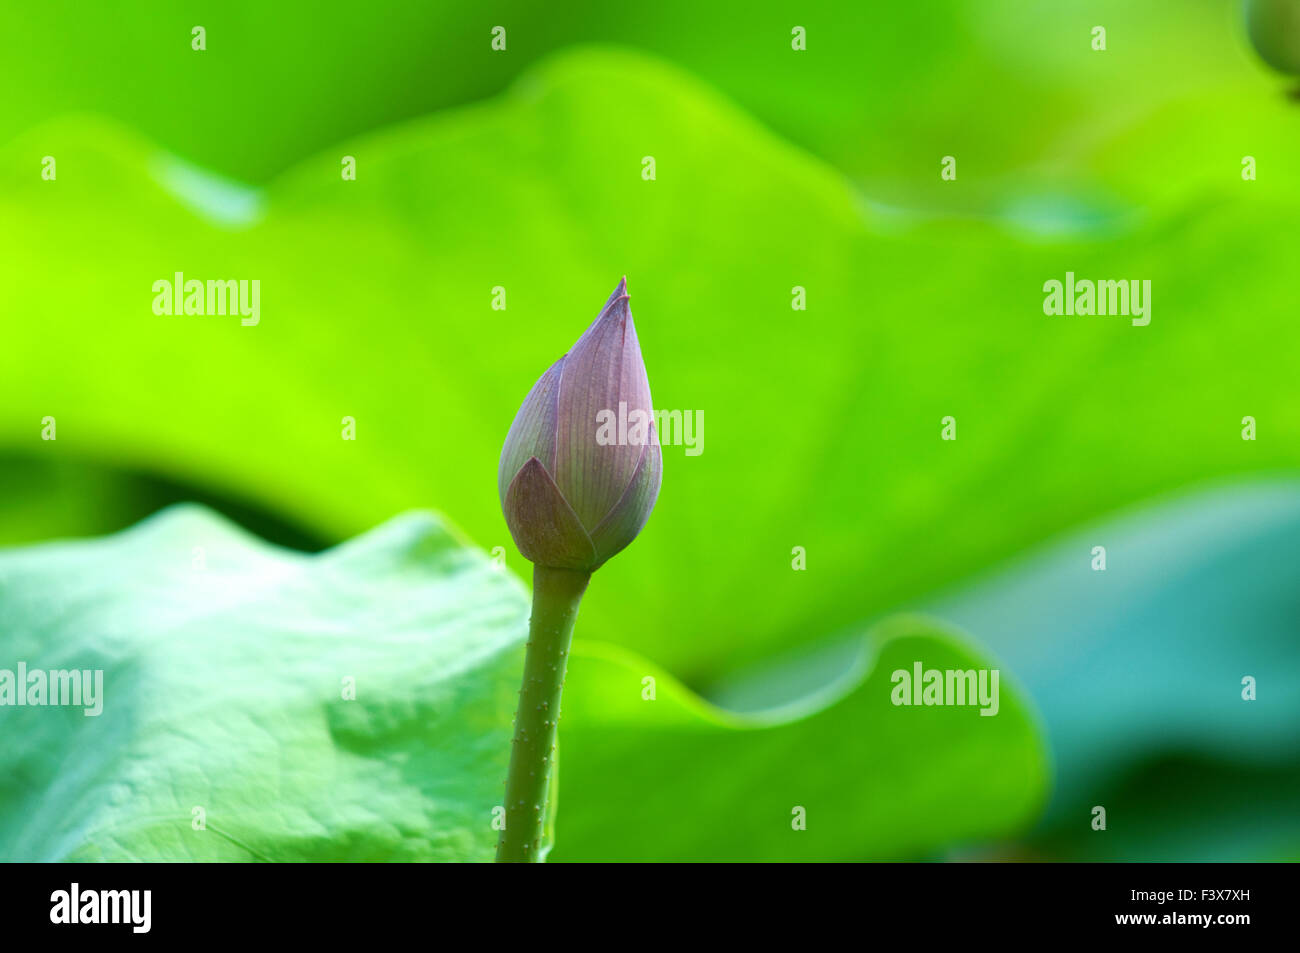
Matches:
[499,277,662,571]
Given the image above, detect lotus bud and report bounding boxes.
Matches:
[499,277,662,571]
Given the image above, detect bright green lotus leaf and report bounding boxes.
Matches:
[0,504,531,861]
[554,618,1046,861]
[0,0,518,184]
[4,0,1290,206]
[0,507,1045,861]
[3,49,1299,686]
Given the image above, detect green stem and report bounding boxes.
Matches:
[496,564,591,862]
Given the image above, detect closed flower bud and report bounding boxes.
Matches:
[499,277,662,571]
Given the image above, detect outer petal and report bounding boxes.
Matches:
[554,279,654,530]
[503,457,598,570]
[588,425,662,568]
[498,356,564,505]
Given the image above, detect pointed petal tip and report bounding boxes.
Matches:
[608,276,629,306]
[594,278,631,322]
[598,289,632,322]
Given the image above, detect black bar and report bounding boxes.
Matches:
[0,862,1283,940]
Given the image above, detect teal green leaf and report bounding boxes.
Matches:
[926,478,1300,861]
[0,505,529,861]
[711,478,1300,861]
[0,508,1045,861]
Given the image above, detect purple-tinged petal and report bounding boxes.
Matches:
[498,356,564,505]
[503,457,598,570]
[553,280,654,530]
[588,426,662,568]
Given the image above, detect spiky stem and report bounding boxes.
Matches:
[495,564,590,862]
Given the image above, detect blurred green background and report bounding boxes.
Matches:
[1,0,1297,861]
